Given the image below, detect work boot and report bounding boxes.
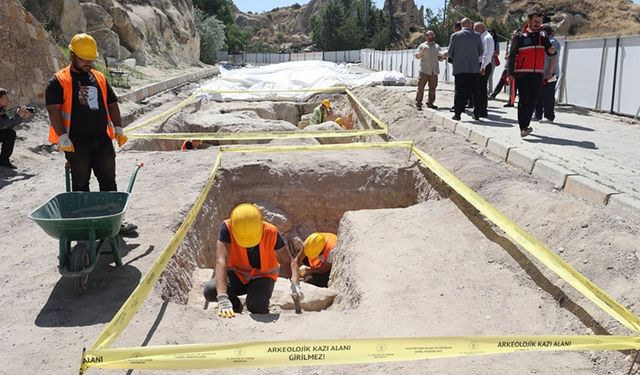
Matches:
[503,103,514,108]
[520,127,533,137]
[0,160,17,169]
[426,103,438,109]
[416,103,422,111]
[119,221,138,235]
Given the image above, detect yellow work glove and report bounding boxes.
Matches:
[58,133,75,152]
[114,126,128,147]
[216,294,235,318]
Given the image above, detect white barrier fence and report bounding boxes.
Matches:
[216,50,360,65]
[361,35,640,117]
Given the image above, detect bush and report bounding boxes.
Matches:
[194,9,226,63]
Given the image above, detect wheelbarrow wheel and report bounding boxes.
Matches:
[69,242,89,294]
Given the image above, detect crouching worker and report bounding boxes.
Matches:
[309,99,333,125]
[295,232,337,288]
[204,203,301,318]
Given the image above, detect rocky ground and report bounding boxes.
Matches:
[0,73,638,375]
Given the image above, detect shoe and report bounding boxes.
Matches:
[119,221,138,235]
[416,103,422,111]
[488,94,497,100]
[449,107,455,112]
[520,127,533,137]
[542,117,555,123]
[426,103,438,109]
[533,116,542,121]
[452,115,461,121]
[503,103,514,108]
[474,115,480,121]
[0,160,17,169]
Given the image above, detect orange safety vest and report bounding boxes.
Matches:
[48,66,114,144]
[308,233,337,269]
[513,29,548,74]
[225,220,281,284]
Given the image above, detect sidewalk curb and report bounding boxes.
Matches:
[117,67,218,103]
[428,109,636,215]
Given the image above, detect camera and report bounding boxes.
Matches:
[542,12,554,24]
[24,106,35,113]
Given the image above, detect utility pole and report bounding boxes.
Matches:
[443,0,448,31]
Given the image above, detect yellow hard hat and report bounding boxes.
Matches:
[335,117,344,126]
[322,99,331,108]
[303,232,326,259]
[230,203,263,248]
[69,33,98,61]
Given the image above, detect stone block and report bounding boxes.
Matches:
[531,160,576,189]
[506,148,540,174]
[468,129,491,147]
[564,175,619,205]
[442,116,457,132]
[607,194,640,218]
[454,122,472,139]
[486,139,512,161]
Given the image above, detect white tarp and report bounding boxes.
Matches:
[200,60,406,101]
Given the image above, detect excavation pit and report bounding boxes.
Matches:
[126,93,380,152]
[157,147,438,313]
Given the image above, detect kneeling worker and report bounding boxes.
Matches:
[295,232,337,288]
[308,99,333,125]
[204,203,301,318]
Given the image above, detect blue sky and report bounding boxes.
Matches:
[234,0,444,14]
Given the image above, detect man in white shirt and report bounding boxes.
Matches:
[414,30,445,110]
[474,22,494,118]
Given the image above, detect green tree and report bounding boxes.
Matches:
[193,0,234,25]
[194,8,226,64]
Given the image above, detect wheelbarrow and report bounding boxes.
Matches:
[28,163,143,294]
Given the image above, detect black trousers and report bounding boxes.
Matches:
[204,270,275,314]
[535,81,557,121]
[304,271,330,288]
[516,74,543,130]
[477,63,493,116]
[0,128,16,163]
[454,73,481,117]
[65,135,117,192]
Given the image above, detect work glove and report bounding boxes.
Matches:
[298,265,311,277]
[216,294,235,318]
[290,281,304,302]
[58,133,75,152]
[114,126,128,147]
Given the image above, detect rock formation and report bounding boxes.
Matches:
[21,0,201,66]
[0,0,68,105]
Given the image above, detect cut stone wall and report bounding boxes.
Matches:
[0,0,68,106]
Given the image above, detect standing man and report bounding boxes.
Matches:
[0,88,33,169]
[534,25,561,123]
[204,203,301,318]
[448,18,483,121]
[508,13,557,137]
[474,22,494,118]
[414,30,445,110]
[45,33,128,190]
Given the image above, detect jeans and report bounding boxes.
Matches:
[65,135,116,191]
[204,270,275,314]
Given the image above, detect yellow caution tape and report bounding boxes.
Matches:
[124,92,201,134]
[199,87,346,94]
[88,152,223,352]
[219,141,412,154]
[345,88,389,131]
[127,128,386,141]
[410,146,640,333]
[82,335,640,370]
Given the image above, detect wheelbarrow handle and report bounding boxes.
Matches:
[126,162,144,194]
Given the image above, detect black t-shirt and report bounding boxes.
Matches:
[218,222,285,269]
[45,70,118,138]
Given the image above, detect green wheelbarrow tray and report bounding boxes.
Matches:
[28,163,142,283]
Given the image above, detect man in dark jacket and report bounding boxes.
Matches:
[508,12,557,137]
[0,88,33,169]
[448,18,483,121]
